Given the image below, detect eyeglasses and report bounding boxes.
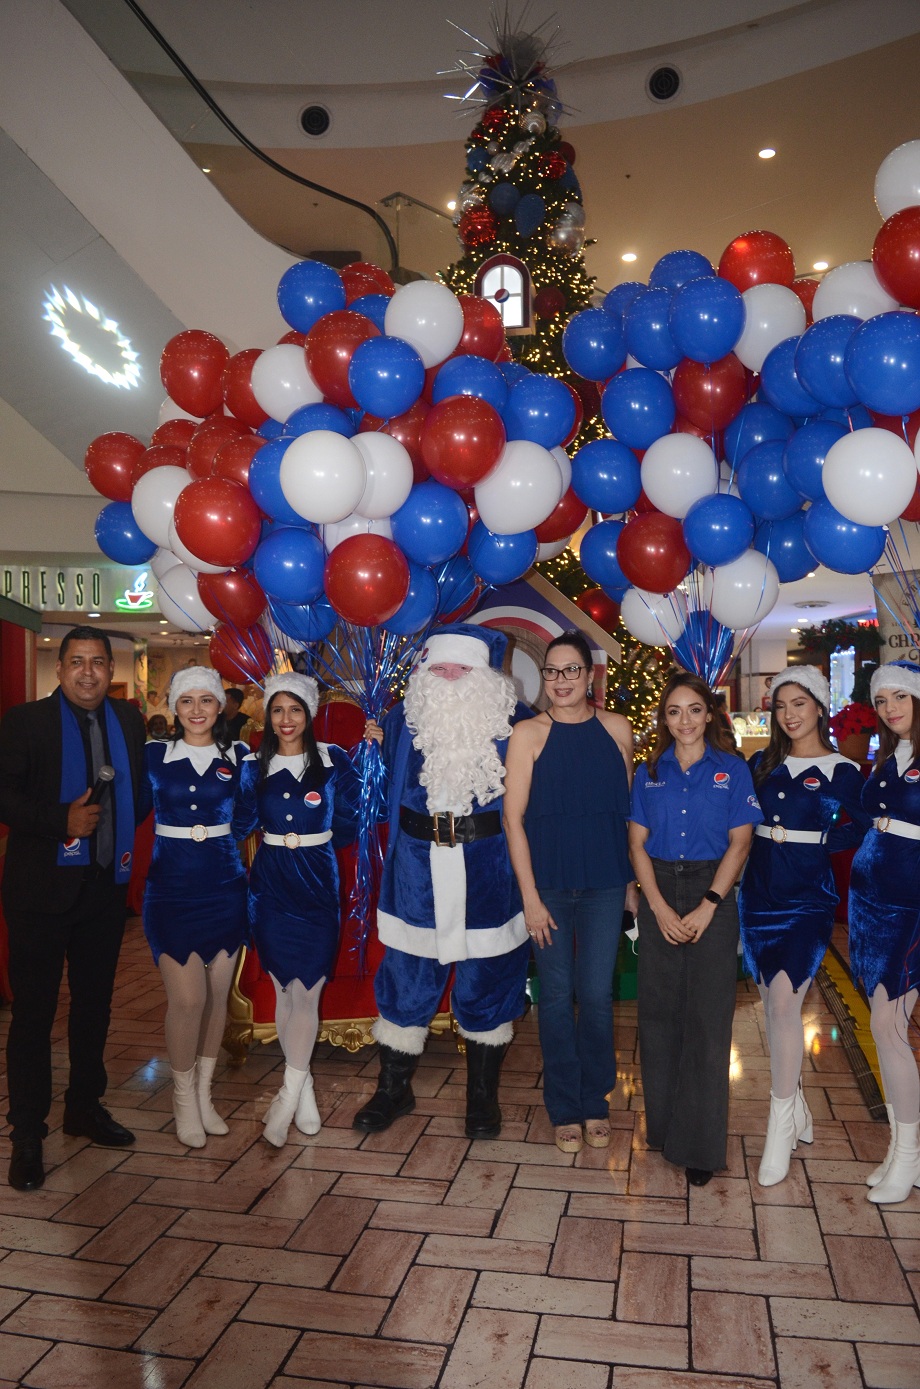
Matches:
[541,664,587,681]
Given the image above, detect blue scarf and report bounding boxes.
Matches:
[57,691,135,883]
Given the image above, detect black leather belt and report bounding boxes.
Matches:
[399,806,503,847]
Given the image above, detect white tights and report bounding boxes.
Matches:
[757,971,810,1100]
[271,974,324,1071]
[870,984,920,1124]
[159,950,237,1072]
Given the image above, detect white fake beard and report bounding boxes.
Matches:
[404,666,517,815]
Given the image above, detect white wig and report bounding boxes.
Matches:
[167,666,226,713]
[771,665,829,711]
[262,671,319,719]
[870,660,920,704]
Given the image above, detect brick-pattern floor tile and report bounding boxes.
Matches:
[826,1233,913,1303]
[549,1216,621,1282]
[775,1335,864,1388]
[0,1250,123,1298]
[617,1252,686,1325]
[0,1213,97,1255]
[287,1194,377,1253]
[0,1332,53,1382]
[691,1290,775,1378]
[417,1233,549,1274]
[181,1320,297,1388]
[286,1331,445,1387]
[382,1265,475,1343]
[332,1228,422,1296]
[857,1341,920,1388]
[756,1203,827,1264]
[4,1292,153,1348]
[137,1275,255,1357]
[199,1243,338,1288]
[494,1188,566,1243]
[770,1296,920,1343]
[525,1360,609,1389]
[440,1307,537,1389]
[103,1235,213,1308]
[536,1314,688,1369]
[370,1201,494,1237]
[21,1341,192,1388]
[691,1254,836,1298]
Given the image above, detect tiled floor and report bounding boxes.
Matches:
[1,920,919,1389]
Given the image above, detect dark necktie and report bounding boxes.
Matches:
[87,709,113,868]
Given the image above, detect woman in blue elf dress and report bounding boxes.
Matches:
[233,672,361,1147]
[738,666,869,1188]
[141,667,248,1149]
[849,660,920,1206]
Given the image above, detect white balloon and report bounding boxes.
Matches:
[322,512,393,552]
[876,140,920,220]
[166,516,227,576]
[550,446,573,494]
[620,587,688,646]
[536,536,572,561]
[150,547,183,580]
[157,562,213,632]
[280,429,367,524]
[823,428,917,526]
[384,281,464,368]
[250,344,323,422]
[131,465,189,550]
[708,550,779,630]
[352,432,414,519]
[812,261,899,322]
[734,284,806,371]
[475,440,564,535]
[641,434,718,518]
[157,396,202,427]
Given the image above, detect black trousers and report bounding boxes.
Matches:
[637,858,739,1173]
[5,873,128,1142]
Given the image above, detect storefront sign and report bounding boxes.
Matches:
[873,572,920,663]
[0,564,158,616]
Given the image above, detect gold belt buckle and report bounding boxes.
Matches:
[283,831,301,850]
[877,816,891,833]
[770,825,787,843]
[190,824,208,843]
[432,812,456,848]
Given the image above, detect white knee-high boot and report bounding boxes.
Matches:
[196,1056,229,1136]
[294,1072,321,1136]
[868,1120,920,1205]
[172,1066,206,1148]
[263,1066,309,1148]
[867,1104,896,1187]
[758,1092,798,1187]
[793,1081,813,1143]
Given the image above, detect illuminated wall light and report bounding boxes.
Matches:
[621,252,637,263]
[42,284,141,390]
[758,147,776,159]
[813,261,829,271]
[447,199,457,211]
[201,166,211,173]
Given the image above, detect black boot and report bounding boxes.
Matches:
[353,1044,420,1133]
[464,1040,507,1139]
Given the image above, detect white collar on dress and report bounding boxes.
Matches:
[163,740,239,772]
[784,751,859,781]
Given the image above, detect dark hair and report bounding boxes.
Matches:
[58,626,113,662]
[753,680,833,786]
[170,704,233,756]
[873,692,920,776]
[545,629,593,672]
[257,691,322,784]
[646,670,736,779]
[224,688,244,704]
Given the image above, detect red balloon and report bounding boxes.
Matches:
[84,433,145,501]
[718,231,795,291]
[420,397,506,489]
[341,261,395,304]
[900,475,920,522]
[277,329,308,347]
[534,285,566,319]
[791,277,819,325]
[305,310,380,409]
[222,348,269,428]
[198,568,267,627]
[633,487,657,514]
[561,383,584,447]
[571,377,601,423]
[151,418,196,450]
[212,434,263,491]
[209,622,273,683]
[160,330,229,417]
[617,513,691,594]
[131,443,186,487]
[186,417,249,480]
[575,587,620,631]
[672,354,748,432]
[360,400,431,482]
[173,478,262,568]
[324,534,410,627]
[873,206,920,309]
[558,141,577,165]
[535,487,589,543]
[496,342,514,363]
[456,294,506,360]
[871,408,920,450]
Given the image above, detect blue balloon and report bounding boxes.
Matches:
[348,335,425,419]
[819,404,872,430]
[649,249,713,292]
[759,337,821,418]
[257,417,285,441]
[625,288,682,371]
[669,276,745,365]
[682,493,754,567]
[571,438,642,514]
[349,293,390,333]
[738,440,803,520]
[432,355,508,413]
[249,439,312,527]
[753,511,813,582]
[845,311,920,416]
[489,181,520,216]
[603,282,645,317]
[390,480,468,565]
[467,147,488,172]
[268,594,336,643]
[499,361,531,387]
[803,498,886,573]
[504,374,575,448]
[782,420,845,502]
[94,502,156,565]
[515,193,546,238]
[435,555,479,619]
[579,519,628,591]
[793,315,861,407]
[384,562,439,636]
[286,402,355,437]
[277,260,345,334]
[562,308,626,382]
[602,368,675,450]
[467,522,538,585]
[723,402,794,468]
[253,527,325,605]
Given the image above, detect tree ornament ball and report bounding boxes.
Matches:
[459,207,498,249]
[535,285,567,319]
[539,152,567,180]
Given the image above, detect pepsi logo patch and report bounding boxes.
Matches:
[215,767,233,782]
[62,837,81,853]
[747,795,760,808]
[304,791,322,806]
[120,851,132,869]
[713,772,730,788]
[905,769,920,783]
[803,777,821,791]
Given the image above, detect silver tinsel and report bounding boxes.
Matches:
[457,182,485,213]
[440,3,572,118]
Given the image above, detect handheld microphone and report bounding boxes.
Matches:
[87,765,115,805]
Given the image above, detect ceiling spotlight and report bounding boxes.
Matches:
[201,167,211,174]
[807,571,816,579]
[42,284,141,390]
[159,619,168,625]
[447,200,456,211]
[621,252,637,263]
[758,147,776,160]
[87,612,101,618]
[813,261,829,272]
[790,627,800,633]
[43,636,50,642]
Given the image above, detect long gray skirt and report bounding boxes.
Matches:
[638,857,739,1173]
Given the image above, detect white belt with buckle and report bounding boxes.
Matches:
[873,816,920,840]
[263,830,333,849]
[155,823,231,842]
[754,824,824,844]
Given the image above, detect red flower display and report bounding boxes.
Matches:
[829,702,877,740]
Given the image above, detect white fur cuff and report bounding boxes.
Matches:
[372,1017,429,1055]
[457,1021,514,1046]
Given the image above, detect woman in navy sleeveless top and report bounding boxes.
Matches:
[504,631,635,1154]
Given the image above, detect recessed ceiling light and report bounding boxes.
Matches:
[621,252,637,263]
[807,571,816,579]
[43,636,50,642]
[201,167,211,174]
[447,200,456,211]
[87,611,101,618]
[790,627,799,633]
[813,261,828,272]
[759,147,776,160]
[159,619,168,625]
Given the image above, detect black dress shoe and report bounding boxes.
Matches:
[63,1103,135,1147]
[686,1167,713,1187]
[9,1139,45,1191]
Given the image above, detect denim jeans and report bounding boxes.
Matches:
[533,887,625,1126]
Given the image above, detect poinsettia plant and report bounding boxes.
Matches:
[829,702,876,740]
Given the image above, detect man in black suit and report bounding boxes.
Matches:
[0,627,146,1190]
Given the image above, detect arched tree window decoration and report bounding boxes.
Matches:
[475,254,532,332]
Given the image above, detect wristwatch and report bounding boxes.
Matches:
[703,889,722,905]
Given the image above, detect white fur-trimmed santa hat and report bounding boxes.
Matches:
[417,623,507,673]
[771,665,829,711]
[871,660,920,703]
[167,665,226,713]
[262,671,319,719]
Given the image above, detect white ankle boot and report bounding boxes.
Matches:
[866,1104,895,1187]
[294,1072,321,1136]
[263,1066,309,1148]
[758,1092,798,1187]
[172,1066,206,1148]
[868,1120,920,1205]
[793,1082,813,1144]
[196,1055,229,1136]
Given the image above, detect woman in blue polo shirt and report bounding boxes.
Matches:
[629,670,762,1187]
